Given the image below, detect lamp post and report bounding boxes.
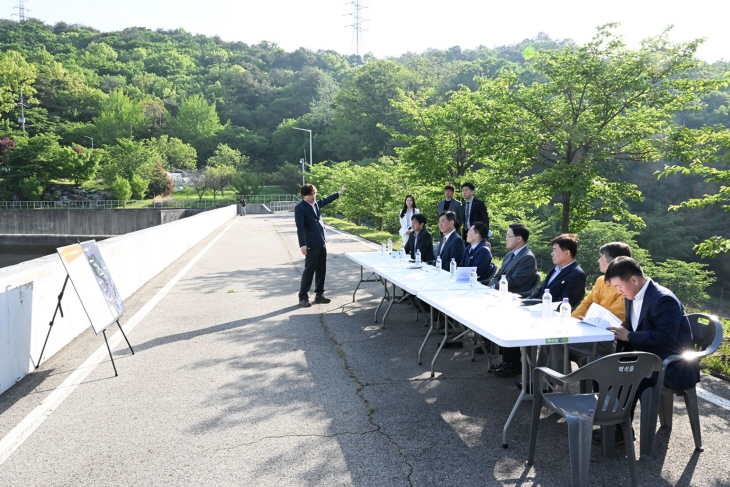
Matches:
[300,158,306,186]
[83,136,93,149]
[291,126,312,175]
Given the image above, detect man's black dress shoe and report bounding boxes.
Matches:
[313,295,331,304]
[591,425,634,445]
[299,299,312,308]
[494,362,521,377]
[515,380,552,393]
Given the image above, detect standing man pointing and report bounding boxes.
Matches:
[295,183,346,307]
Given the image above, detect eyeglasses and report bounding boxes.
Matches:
[506,235,517,239]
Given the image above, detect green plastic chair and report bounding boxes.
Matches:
[528,352,663,487]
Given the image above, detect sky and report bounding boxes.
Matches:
[5,0,729,62]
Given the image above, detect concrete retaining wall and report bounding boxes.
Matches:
[0,209,189,235]
[0,205,237,396]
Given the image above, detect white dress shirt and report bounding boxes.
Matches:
[630,278,652,331]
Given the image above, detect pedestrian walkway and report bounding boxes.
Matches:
[0,213,728,486]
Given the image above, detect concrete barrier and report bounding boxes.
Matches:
[0,205,237,396]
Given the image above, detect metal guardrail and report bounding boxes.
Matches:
[0,194,300,210]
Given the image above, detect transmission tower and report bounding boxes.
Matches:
[345,0,368,58]
[12,0,30,22]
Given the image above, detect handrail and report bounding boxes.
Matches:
[0,194,300,210]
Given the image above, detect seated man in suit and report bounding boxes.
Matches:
[489,223,538,296]
[529,233,587,308]
[460,182,490,242]
[490,224,539,372]
[403,213,436,263]
[433,210,465,270]
[595,256,699,444]
[460,221,492,281]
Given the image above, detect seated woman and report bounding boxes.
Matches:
[398,195,420,246]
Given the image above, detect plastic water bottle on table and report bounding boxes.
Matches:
[415,249,421,265]
[499,275,508,300]
[469,269,478,291]
[435,256,442,272]
[387,238,393,254]
[542,289,552,321]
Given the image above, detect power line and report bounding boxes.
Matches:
[12,0,30,22]
[345,0,368,59]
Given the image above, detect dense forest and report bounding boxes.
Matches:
[0,19,728,299]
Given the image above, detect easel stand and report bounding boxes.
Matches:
[103,320,135,377]
[36,275,70,369]
[37,274,135,377]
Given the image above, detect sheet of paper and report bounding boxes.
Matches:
[580,303,622,329]
[454,266,477,282]
[525,302,560,312]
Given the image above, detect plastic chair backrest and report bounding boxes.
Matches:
[687,313,723,354]
[582,353,663,423]
[523,272,542,297]
[480,262,498,283]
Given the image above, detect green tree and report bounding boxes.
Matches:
[146,162,174,197]
[130,173,149,199]
[206,143,248,170]
[661,126,730,257]
[92,89,148,144]
[231,172,263,195]
[189,172,210,200]
[100,138,159,185]
[644,260,716,304]
[170,94,223,152]
[111,176,132,201]
[146,135,197,170]
[494,25,723,233]
[205,165,235,198]
[1,134,67,196]
[0,50,36,120]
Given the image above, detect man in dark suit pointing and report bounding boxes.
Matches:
[295,183,346,307]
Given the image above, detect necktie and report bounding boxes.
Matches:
[465,202,471,229]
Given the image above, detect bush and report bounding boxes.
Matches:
[130,173,149,199]
[19,177,44,201]
[147,162,174,197]
[231,172,263,195]
[111,176,132,201]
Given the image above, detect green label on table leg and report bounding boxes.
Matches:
[545,337,569,344]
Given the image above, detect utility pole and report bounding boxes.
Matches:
[12,0,30,22]
[345,0,368,59]
[292,127,313,174]
[17,87,27,133]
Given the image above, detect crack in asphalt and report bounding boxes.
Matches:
[319,313,416,487]
[206,429,380,451]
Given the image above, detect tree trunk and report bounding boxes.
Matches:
[562,191,571,233]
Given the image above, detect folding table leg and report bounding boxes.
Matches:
[503,346,529,448]
[374,278,389,323]
[381,283,397,328]
[430,316,451,377]
[418,306,434,365]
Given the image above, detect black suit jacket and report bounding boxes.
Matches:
[617,280,699,390]
[460,197,489,240]
[403,228,436,263]
[294,192,340,250]
[490,246,538,296]
[434,231,465,270]
[530,260,586,309]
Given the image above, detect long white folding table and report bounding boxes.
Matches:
[418,289,615,447]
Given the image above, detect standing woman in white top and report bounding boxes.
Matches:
[398,195,420,245]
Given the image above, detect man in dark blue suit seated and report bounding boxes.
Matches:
[593,256,699,444]
[403,213,436,263]
[496,233,586,378]
[529,233,587,308]
[433,210,465,270]
[295,183,346,307]
[460,221,492,281]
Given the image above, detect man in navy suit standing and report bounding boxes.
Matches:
[460,182,490,241]
[433,211,465,270]
[295,183,346,307]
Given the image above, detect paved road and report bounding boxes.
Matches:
[0,213,728,486]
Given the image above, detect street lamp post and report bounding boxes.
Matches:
[300,158,306,186]
[291,127,312,178]
[83,136,94,149]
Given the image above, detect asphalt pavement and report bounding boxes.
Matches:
[0,213,728,486]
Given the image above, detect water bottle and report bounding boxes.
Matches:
[415,249,421,265]
[499,275,508,296]
[381,241,386,257]
[387,238,393,254]
[399,247,405,262]
[435,256,442,271]
[542,289,552,321]
[449,258,457,279]
[469,268,478,291]
[559,298,571,322]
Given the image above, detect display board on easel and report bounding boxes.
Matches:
[57,241,125,334]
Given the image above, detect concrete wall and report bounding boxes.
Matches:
[0,205,237,396]
[0,209,189,235]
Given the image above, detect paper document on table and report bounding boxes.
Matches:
[454,266,477,282]
[525,302,560,312]
[581,303,622,328]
